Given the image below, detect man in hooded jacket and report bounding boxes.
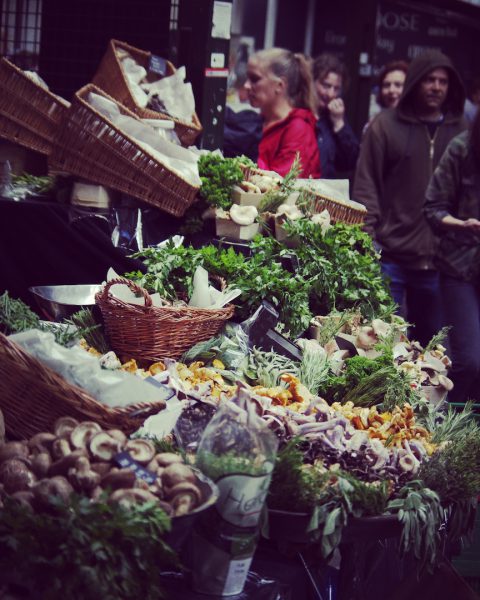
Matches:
[353,50,467,346]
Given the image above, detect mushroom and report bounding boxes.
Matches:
[161,463,197,489]
[154,453,186,468]
[51,438,72,460]
[10,490,35,510]
[70,422,102,450]
[107,429,128,448]
[0,459,36,494]
[30,452,52,478]
[68,456,101,492]
[166,481,202,516]
[109,488,158,509]
[28,433,56,456]
[48,449,87,477]
[229,204,258,226]
[90,461,112,477]
[124,439,156,465]
[90,486,104,501]
[355,326,377,350]
[89,432,121,461]
[33,476,74,509]
[101,468,136,491]
[54,416,80,439]
[437,374,454,391]
[0,441,29,464]
[156,500,174,517]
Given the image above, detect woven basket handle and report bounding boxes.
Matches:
[101,277,154,307]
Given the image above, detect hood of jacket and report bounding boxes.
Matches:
[397,50,465,122]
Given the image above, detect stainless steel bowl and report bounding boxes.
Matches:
[29,284,102,321]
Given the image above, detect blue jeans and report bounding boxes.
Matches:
[441,274,480,403]
[381,260,441,347]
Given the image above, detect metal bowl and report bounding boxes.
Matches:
[29,284,102,321]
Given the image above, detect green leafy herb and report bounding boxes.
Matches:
[198,154,244,210]
[258,153,302,213]
[424,326,451,352]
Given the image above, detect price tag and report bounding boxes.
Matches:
[149,54,168,77]
[113,451,157,484]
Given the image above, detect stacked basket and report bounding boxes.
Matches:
[92,39,202,147]
[0,57,70,155]
[48,84,199,217]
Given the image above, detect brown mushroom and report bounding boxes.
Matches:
[0,459,36,494]
[53,416,80,439]
[149,479,164,499]
[134,478,150,491]
[153,453,183,468]
[109,488,158,509]
[101,468,136,491]
[70,422,102,450]
[156,499,174,517]
[10,490,35,510]
[33,476,74,509]
[30,452,52,478]
[107,429,128,448]
[124,439,156,465]
[90,486,104,501]
[89,432,121,461]
[90,461,112,477]
[0,441,29,464]
[48,449,87,477]
[167,481,202,516]
[51,438,72,460]
[161,463,196,489]
[68,456,101,492]
[28,433,57,456]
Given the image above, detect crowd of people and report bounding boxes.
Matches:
[223,46,480,405]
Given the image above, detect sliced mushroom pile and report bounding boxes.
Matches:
[0,417,205,517]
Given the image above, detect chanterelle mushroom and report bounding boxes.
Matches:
[70,422,102,450]
[125,439,156,465]
[89,433,121,461]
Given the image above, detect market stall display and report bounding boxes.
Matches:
[92,39,202,147]
[0,57,69,156]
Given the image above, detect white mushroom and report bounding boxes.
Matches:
[229,204,258,226]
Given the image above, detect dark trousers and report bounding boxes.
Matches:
[441,274,480,403]
[381,260,441,348]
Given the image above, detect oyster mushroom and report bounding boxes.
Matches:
[68,456,101,492]
[53,417,80,439]
[109,488,158,509]
[371,319,391,338]
[125,439,156,465]
[89,432,121,461]
[0,459,36,493]
[167,481,202,516]
[437,374,454,391]
[101,468,136,491]
[70,422,102,450]
[0,441,29,464]
[162,463,197,489]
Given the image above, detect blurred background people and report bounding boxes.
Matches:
[245,47,320,178]
[463,75,480,124]
[312,53,359,178]
[424,113,480,403]
[377,60,409,110]
[354,50,467,346]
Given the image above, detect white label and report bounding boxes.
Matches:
[223,557,253,595]
[211,52,225,68]
[215,471,272,528]
[212,1,232,39]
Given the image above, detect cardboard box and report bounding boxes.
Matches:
[231,186,265,208]
[215,217,260,241]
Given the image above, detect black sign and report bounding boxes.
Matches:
[113,451,157,484]
[148,54,168,77]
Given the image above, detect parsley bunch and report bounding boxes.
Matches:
[198,154,244,210]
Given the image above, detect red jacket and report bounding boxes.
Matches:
[258,108,321,178]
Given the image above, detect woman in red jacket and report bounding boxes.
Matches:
[245,48,321,178]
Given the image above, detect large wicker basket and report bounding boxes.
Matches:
[92,39,202,147]
[48,83,199,217]
[0,57,70,155]
[96,278,235,362]
[0,332,167,439]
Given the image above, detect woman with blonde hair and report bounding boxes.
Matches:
[245,47,321,178]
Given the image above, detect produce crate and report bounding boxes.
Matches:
[92,39,202,147]
[0,57,70,155]
[48,83,199,217]
[0,332,166,439]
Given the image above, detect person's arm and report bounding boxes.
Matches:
[352,121,386,237]
[327,98,360,172]
[267,117,319,178]
[424,136,478,233]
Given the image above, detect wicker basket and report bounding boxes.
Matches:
[96,278,235,362]
[0,57,70,155]
[0,332,167,439]
[92,39,202,147]
[48,84,199,217]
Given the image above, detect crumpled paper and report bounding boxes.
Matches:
[10,329,173,408]
[142,66,195,123]
[88,92,200,186]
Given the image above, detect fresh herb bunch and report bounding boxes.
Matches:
[196,451,268,480]
[423,401,479,444]
[298,341,330,396]
[11,172,55,195]
[418,429,480,504]
[198,154,244,210]
[387,481,444,573]
[0,495,178,600]
[258,153,302,213]
[242,347,299,388]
